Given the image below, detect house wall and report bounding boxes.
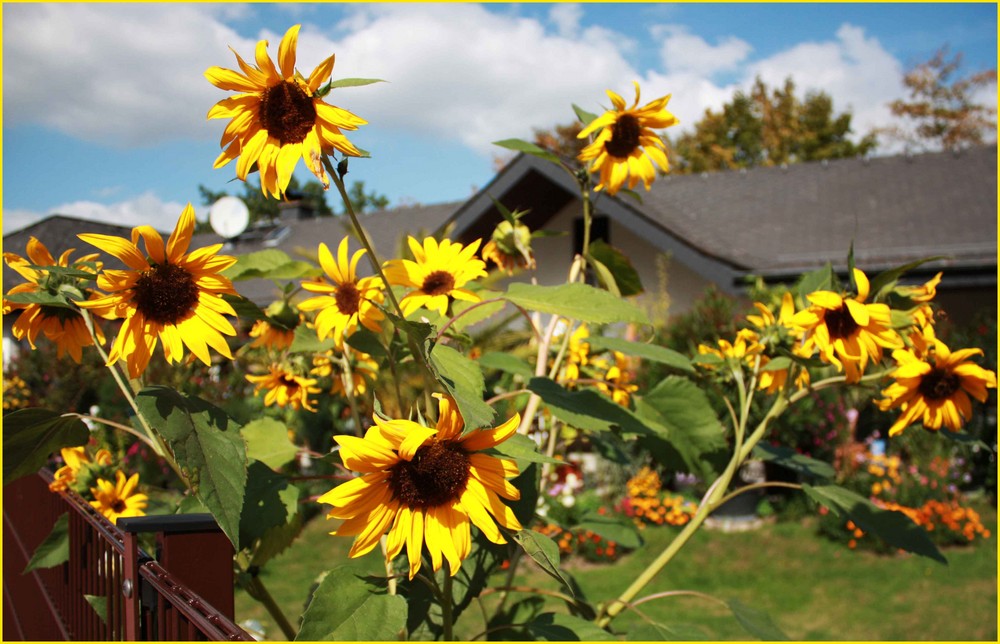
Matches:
[503,200,724,325]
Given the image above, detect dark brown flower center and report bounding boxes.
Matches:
[824,305,859,340]
[388,440,470,509]
[111,499,127,513]
[605,113,641,158]
[918,368,961,400]
[422,270,455,296]
[335,282,361,315]
[133,263,199,325]
[258,81,317,146]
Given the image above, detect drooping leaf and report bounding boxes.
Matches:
[726,598,790,640]
[23,513,69,573]
[2,291,77,309]
[627,621,709,640]
[512,530,575,595]
[84,595,108,625]
[296,563,407,641]
[588,240,643,296]
[223,248,319,281]
[523,612,615,641]
[504,282,649,325]
[526,377,652,434]
[478,351,534,379]
[328,77,387,89]
[803,483,946,563]
[3,409,89,485]
[587,257,620,297]
[753,444,834,481]
[576,512,642,549]
[572,103,599,126]
[136,387,247,549]
[488,433,562,466]
[239,460,299,549]
[869,256,947,300]
[492,139,562,164]
[586,336,694,373]
[632,376,728,480]
[241,418,298,470]
[430,344,495,429]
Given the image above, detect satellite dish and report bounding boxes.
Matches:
[209,196,250,239]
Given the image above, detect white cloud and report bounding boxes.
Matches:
[744,24,905,140]
[549,4,583,39]
[2,192,188,234]
[3,4,253,147]
[653,25,753,77]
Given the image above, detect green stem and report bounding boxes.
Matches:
[441,567,455,641]
[712,481,803,509]
[339,348,365,437]
[68,414,158,450]
[243,568,297,640]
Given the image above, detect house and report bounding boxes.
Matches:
[3,145,996,359]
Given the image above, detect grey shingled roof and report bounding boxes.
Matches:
[637,144,997,277]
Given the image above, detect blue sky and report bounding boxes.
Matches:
[2,3,996,234]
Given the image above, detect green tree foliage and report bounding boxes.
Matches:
[343,180,390,215]
[669,77,877,174]
[882,47,997,151]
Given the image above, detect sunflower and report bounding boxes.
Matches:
[312,350,379,397]
[482,220,535,274]
[597,351,639,406]
[383,237,487,317]
[76,205,238,378]
[3,237,107,363]
[698,328,765,365]
[319,394,523,579]
[790,268,903,383]
[298,238,385,347]
[556,323,591,384]
[577,82,678,195]
[89,471,148,524]
[206,24,366,198]
[246,363,322,412]
[248,318,297,351]
[877,337,996,436]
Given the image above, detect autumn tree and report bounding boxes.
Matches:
[668,77,877,174]
[882,47,997,151]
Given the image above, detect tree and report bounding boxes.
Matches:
[668,77,877,174]
[882,47,997,151]
[343,180,390,215]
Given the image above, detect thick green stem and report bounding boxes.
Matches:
[243,569,297,640]
[441,568,455,641]
[339,349,365,437]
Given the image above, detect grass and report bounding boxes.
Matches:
[235,504,997,641]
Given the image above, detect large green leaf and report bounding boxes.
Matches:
[803,483,946,563]
[513,530,575,595]
[489,433,562,466]
[241,418,298,470]
[523,612,615,641]
[136,387,247,548]
[752,444,834,481]
[576,512,643,549]
[627,621,709,640]
[288,323,337,353]
[478,351,534,378]
[526,377,652,434]
[2,291,77,309]
[223,249,318,281]
[504,282,649,325]
[23,513,69,573]
[588,240,643,296]
[727,598,790,640]
[795,263,836,298]
[430,344,495,429]
[449,295,507,332]
[239,460,299,549]
[632,376,728,480]
[221,294,266,323]
[492,139,562,164]
[586,336,694,373]
[296,563,407,641]
[84,595,108,625]
[3,409,89,485]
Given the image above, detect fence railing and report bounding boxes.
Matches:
[3,471,253,641]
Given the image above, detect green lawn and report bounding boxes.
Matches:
[236,505,997,641]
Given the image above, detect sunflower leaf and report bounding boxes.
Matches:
[503,282,649,325]
[296,562,407,641]
[2,291,78,309]
[223,249,319,281]
[23,513,70,573]
[135,387,247,549]
[478,351,534,379]
[492,139,562,164]
[586,336,694,373]
[523,612,615,641]
[241,418,298,470]
[25,264,98,280]
[512,530,576,596]
[802,483,946,564]
[327,77,386,89]
[726,598,790,640]
[587,240,644,296]
[3,409,89,486]
[429,344,495,429]
[239,460,298,550]
[753,444,834,481]
[572,103,599,126]
[84,595,109,626]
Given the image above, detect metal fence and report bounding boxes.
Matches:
[4,472,253,641]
